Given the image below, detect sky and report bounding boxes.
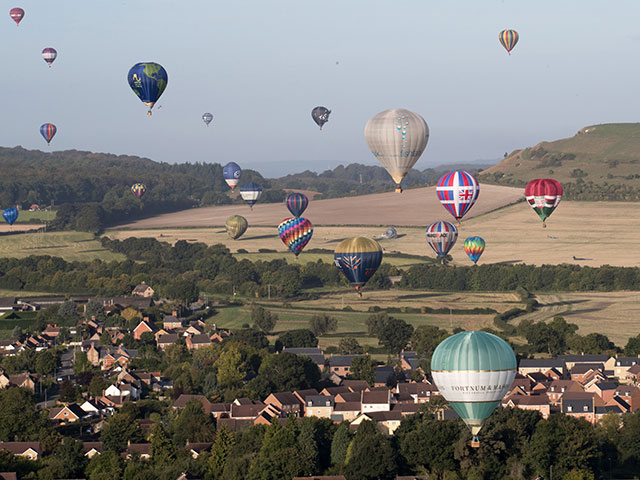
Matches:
[2,1,640,176]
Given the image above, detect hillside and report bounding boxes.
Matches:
[480,123,640,199]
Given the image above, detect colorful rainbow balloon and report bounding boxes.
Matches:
[499,29,519,55]
[131,183,146,199]
[285,192,309,218]
[464,236,485,265]
[40,123,57,146]
[278,217,313,256]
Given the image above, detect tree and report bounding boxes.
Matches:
[150,422,175,465]
[309,314,338,336]
[251,306,278,333]
[376,317,414,354]
[278,329,318,348]
[167,279,199,305]
[86,450,124,480]
[209,424,235,480]
[400,416,461,476]
[338,336,363,355]
[171,399,216,446]
[35,350,57,376]
[625,334,640,356]
[228,329,269,349]
[89,376,109,398]
[100,411,144,453]
[349,356,377,386]
[74,351,92,374]
[344,420,397,480]
[11,326,22,342]
[411,325,449,358]
[296,420,320,477]
[0,387,46,441]
[214,343,248,389]
[257,352,320,394]
[85,299,104,319]
[331,422,352,466]
[58,300,78,319]
[59,379,79,402]
[99,330,113,346]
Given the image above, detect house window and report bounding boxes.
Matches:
[583,405,588,412]
[567,405,573,412]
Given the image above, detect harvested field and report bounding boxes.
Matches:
[113,184,523,228]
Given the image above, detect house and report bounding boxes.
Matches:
[185,442,212,459]
[0,298,16,315]
[163,313,184,329]
[283,347,325,370]
[264,392,302,416]
[0,341,19,356]
[81,399,111,416]
[518,358,565,376]
[341,380,369,392]
[352,411,403,435]
[210,330,233,344]
[374,365,395,387]
[293,388,320,408]
[502,394,551,419]
[157,334,180,350]
[361,389,391,413]
[396,382,439,403]
[335,391,361,403]
[321,386,350,397]
[0,473,17,480]
[548,380,583,405]
[105,381,140,400]
[562,392,598,424]
[612,356,640,381]
[305,395,335,418]
[133,319,156,340]
[123,443,151,460]
[399,351,420,372]
[570,364,604,384]
[253,404,285,425]
[0,372,37,392]
[328,355,359,376]
[132,282,154,298]
[209,403,231,419]
[586,381,618,404]
[0,442,41,460]
[230,401,267,420]
[331,402,361,422]
[173,394,212,414]
[82,442,103,459]
[625,364,640,385]
[558,354,610,371]
[186,334,211,350]
[48,404,86,423]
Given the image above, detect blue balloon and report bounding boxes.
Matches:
[127,62,168,115]
[223,162,242,190]
[239,182,263,208]
[286,192,309,217]
[2,208,18,226]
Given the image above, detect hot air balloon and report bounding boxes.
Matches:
[131,183,146,199]
[334,237,383,297]
[223,162,242,190]
[364,109,429,192]
[127,62,168,115]
[225,215,248,240]
[499,29,519,55]
[464,236,485,265]
[312,106,331,130]
[524,179,563,227]
[9,8,24,25]
[2,208,18,226]
[285,192,309,218]
[278,217,313,256]
[426,221,458,262]
[202,113,213,126]
[239,182,262,209]
[40,123,57,146]
[436,170,480,222]
[431,331,516,447]
[42,48,57,67]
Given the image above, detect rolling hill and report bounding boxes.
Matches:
[480,123,640,198]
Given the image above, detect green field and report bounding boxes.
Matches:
[15,210,57,223]
[0,311,38,340]
[0,231,125,262]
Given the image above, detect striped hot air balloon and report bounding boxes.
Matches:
[239,182,262,209]
[225,215,248,240]
[42,48,57,67]
[131,183,147,199]
[278,217,313,256]
[499,29,519,55]
[431,331,516,447]
[464,236,485,265]
[285,192,309,218]
[524,179,562,227]
[426,221,458,262]
[436,170,480,222]
[40,123,57,145]
[334,237,383,297]
[9,8,24,25]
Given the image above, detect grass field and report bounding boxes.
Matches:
[0,231,125,262]
[15,210,57,223]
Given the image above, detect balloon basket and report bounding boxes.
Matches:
[394,186,403,193]
[542,223,547,229]
[147,111,152,116]
[470,435,480,448]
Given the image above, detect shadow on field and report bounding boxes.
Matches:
[563,306,609,316]
[542,299,589,307]
[74,238,95,243]
[397,293,447,300]
[322,331,367,337]
[242,234,276,241]
[79,249,109,253]
[24,246,60,250]
[496,259,522,264]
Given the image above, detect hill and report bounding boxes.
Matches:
[480,123,640,200]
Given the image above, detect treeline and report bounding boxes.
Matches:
[400,263,640,292]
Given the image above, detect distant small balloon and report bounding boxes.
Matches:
[40,123,57,146]
[202,113,213,126]
[499,29,519,55]
[9,8,24,26]
[2,208,18,225]
[464,236,485,265]
[312,106,331,130]
[131,183,146,199]
[42,48,57,67]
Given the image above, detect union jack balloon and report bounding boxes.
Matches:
[524,179,562,227]
[436,170,480,222]
[426,221,458,261]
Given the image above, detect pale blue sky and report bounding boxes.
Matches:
[2,1,640,176]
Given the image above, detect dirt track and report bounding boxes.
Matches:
[115,184,523,228]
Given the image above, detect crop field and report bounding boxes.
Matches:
[14,210,57,223]
[0,231,125,262]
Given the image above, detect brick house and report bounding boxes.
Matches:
[305,395,335,418]
[0,442,41,460]
[264,392,302,416]
[132,282,154,298]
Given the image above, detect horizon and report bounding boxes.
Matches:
[3,1,640,176]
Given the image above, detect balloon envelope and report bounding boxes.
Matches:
[499,29,519,54]
[223,162,242,189]
[9,8,24,25]
[285,193,309,218]
[42,48,57,66]
[524,179,563,224]
[131,183,146,199]
[426,221,458,258]
[278,217,313,256]
[2,208,18,225]
[431,331,516,444]
[225,215,248,240]
[436,170,480,221]
[239,182,262,208]
[40,123,57,145]
[127,62,168,115]
[464,236,485,264]
[312,106,331,130]
[202,113,213,126]
[334,237,383,296]
[364,109,429,192]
